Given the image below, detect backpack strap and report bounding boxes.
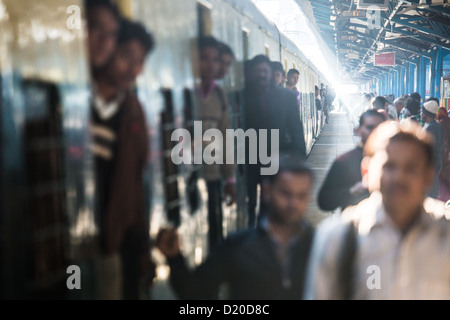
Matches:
[336,221,358,300]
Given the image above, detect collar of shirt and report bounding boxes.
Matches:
[259,217,304,247]
[357,191,433,236]
[92,87,125,121]
[198,80,218,99]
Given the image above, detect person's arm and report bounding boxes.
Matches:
[318,160,367,211]
[285,92,307,158]
[157,228,228,299]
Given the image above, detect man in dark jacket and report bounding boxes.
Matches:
[243,55,307,226]
[156,156,314,300]
[318,110,386,212]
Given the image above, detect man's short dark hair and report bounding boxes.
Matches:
[372,96,388,110]
[118,19,155,54]
[364,120,434,168]
[359,109,386,127]
[287,69,300,77]
[218,42,234,59]
[198,36,220,52]
[265,154,313,184]
[85,0,121,21]
[250,54,272,68]
[271,61,285,75]
[410,92,421,102]
[405,97,420,115]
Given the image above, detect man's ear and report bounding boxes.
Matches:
[361,156,370,188]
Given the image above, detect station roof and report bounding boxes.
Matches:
[307,0,450,82]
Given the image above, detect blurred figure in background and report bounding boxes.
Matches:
[91,19,155,300]
[372,96,397,120]
[393,97,405,120]
[156,156,315,300]
[194,36,235,250]
[216,42,235,80]
[305,120,449,300]
[286,68,301,115]
[271,61,286,87]
[318,110,386,212]
[243,55,306,227]
[85,0,121,71]
[315,85,323,132]
[320,88,329,124]
[421,100,444,199]
[400,97,421,123]
[437,106,450,202]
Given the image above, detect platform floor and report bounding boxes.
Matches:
[305,111,359,226]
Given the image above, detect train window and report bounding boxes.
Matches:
[293,62,296,70]
[197,2,212,37]
[284,58,288,74]
[265,45,270,58]
[242,30,249,61]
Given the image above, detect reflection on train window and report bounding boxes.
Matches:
[197,1,212,37]
[22,79,68,298]
[160,88,181,227]
[242,30,249,61]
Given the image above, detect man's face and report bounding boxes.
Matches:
[200,47,220,82]
[105,40,146,90]
[367,140,434,219]
[273,71,285,86]
[357,115,384,145]
[252,62,272,89]
[315,88,319,97]
[287,73,299,87]
[264,172,312,226]
[216,53,233,79]
[87,7,119,69]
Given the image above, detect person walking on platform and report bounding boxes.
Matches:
[318,110,386,212]
[243,55,307,227]
[90,19,155,300]
[421,99,444,199]
[305,120,450,300]
[157,156,315,300]
[399,97,421,123]
[320,88,329,124]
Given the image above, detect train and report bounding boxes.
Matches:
[0,0,329,299]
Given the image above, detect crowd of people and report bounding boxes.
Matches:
[84,0,449,300]
[349,91,450,202]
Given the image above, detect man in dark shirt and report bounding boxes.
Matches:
[318,110,386,212]
[156,156,314,300]
[243,55,307,226]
